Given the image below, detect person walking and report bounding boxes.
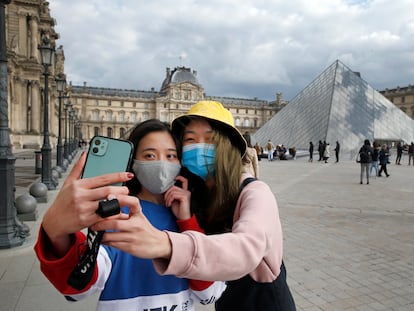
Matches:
[254,142,262,161]
[408,142,414,166]
[242,133,259,178]
[370,142,380,177]
[395,142,403,165]
[378,144,390,177]
[266,139,275,161]
[323,142,330,163]
[334,141,340,162]
[358,139,373,184]
[318,140,323,161]
[309,141,314,162]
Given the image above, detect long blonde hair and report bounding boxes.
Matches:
[205,131,244,233]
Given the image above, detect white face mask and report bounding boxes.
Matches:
[132,160,181,194]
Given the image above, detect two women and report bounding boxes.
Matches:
[34,119,224,310]
[36,101,295,310]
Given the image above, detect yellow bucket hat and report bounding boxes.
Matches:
[172,100,247,156]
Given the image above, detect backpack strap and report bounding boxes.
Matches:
[240,177,257,192]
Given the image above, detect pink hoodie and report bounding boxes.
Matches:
[154,173,283,282]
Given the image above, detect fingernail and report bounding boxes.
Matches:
[126,172,134,179]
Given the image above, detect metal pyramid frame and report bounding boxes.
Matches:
[252,60,414,153]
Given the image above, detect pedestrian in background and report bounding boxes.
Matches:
[395,142,403,165]
[266,139,275,161]
[378,144,390,177]
[309,141,314,162]
[334,141,340,162]
[254,142,262,161]
[370,142,380,177]
[323,142,330,163]
[318,140,323,161]
[242,132,259,178]
[358,139,373,184]
[408,142,414,165]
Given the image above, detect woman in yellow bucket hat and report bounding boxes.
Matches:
[93,100,296,310]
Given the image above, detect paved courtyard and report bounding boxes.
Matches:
[1,151,413,310]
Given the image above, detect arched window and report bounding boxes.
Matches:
[244,118,250,127]
[107,127,113,138]
[120,127,126,138]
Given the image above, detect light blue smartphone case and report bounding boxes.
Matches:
[82,136,134,185]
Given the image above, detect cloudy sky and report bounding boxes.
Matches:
[49,0,413,101]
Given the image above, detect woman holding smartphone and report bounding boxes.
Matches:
[34,119,225,310]
[89,101,295,310]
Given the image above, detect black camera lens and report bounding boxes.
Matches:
[95,139,101,146]
[92,147,99,153]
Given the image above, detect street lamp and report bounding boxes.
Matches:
[63,96,71,161]
[38,36,55,190]
[0,0,27,248]
[55,72,66,171]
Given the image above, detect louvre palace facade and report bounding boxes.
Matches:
[68,67,286,143]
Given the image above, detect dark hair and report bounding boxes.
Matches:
[125,119,180,195]
[242,133,252,147]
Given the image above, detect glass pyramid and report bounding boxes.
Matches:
[252,60,414,154]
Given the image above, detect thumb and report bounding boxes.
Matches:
[121,196,142,216]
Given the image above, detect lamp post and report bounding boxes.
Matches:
[0,0,27,248]
[63,96,71,161]
[38,36,55,190]
[55,72,66,171]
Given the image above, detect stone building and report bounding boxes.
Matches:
[5,0,63,149]
[5,1,285,150]
[69,67,286,143]
[380,85,414,119]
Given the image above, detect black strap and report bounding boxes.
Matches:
[240,177,257,192]
[67,229,104,290]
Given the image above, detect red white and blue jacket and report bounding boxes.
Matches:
[34,200,226,311]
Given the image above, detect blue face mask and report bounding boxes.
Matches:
[182,143,216,180]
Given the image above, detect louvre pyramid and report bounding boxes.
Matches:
[252,60,414,153]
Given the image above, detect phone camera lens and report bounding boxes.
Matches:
[92,147,99,154]
[95,139,101,146]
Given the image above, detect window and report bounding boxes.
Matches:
[120,127,126,138]
[143,111,149,121]
[92,110,99,121]
[107,127,113,137]
[119,111,125,122]
[94,127,99,136]
[106,111,112,121]
[131,111,137,122]
[235,117,241,127]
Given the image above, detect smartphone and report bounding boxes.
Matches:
[82,135,134,185]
